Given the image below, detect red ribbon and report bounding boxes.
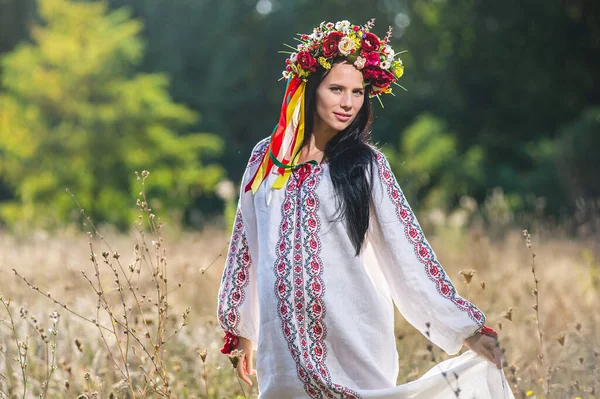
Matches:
[479,325,498,339]
[220,331,240,354]
[244,76,303,193]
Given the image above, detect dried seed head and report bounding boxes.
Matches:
[459,269,476,284]
[502,307,514,322]
[197,348,208,362]
[228,349,244,369]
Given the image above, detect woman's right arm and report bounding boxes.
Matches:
[216,137,270,386]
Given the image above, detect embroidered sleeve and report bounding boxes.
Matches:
[216,138,270,352]
[217,207,258,351]
[367,150,485,355]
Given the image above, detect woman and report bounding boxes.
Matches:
[217,20,514,399]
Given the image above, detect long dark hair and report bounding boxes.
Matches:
[302,63,376,256]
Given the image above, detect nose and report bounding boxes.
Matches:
[340,92,352,110]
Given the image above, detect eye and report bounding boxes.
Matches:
[330,86,342,93]
[353,89,364,96]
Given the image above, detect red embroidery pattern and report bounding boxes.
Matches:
[217,209,252,337]
[274,164,361,399]
[248,137,271,166]
[374,152,485,325]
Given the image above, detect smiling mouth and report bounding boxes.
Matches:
[334,112,352,121]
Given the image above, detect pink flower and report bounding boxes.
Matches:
[354,56,366,70]
[364,51,381,67]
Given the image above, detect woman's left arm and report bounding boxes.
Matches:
[367,150,489,355]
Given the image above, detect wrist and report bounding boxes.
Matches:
[465,325,498,344]
[220,331,240,354]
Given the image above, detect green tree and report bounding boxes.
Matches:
[384,113,483,210]
[0,0,224,229]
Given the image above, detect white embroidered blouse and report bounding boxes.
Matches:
[217,137,514,399]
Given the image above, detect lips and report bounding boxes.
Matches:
[333,112,352,122]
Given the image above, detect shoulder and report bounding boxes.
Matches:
[247,136,271,167]
[367,145,393,174]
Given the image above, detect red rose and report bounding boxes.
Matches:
[362,66,379,81]
[361,32,380,52]
[297,51,317,72]
[363,67,394,88]
[374,70,395,88]
[322,31,343,58]
[364,51,381,67]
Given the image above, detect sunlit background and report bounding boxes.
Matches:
[0,1,599,397]
[1,0,598,231]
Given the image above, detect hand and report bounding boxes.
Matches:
[234,337,256,386]
[464,332,502,369]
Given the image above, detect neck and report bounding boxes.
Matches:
[299,117,338,164]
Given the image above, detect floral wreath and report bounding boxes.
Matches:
[245,19,405,197]
[281,19,406,101]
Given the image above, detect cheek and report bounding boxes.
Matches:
[354,96,365,111]
[315,90,334,117]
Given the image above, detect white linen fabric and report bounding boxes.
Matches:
[217,137,514,399]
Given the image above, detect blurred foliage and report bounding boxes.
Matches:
[0,0,598,229]
[384,113,483,210]
[0,0,224,229]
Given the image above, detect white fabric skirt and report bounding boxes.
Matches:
[358,351,514,399]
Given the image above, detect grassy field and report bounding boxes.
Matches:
[0,215,598,398]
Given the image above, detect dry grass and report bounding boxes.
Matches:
[0,213,598,398]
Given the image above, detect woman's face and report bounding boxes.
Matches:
[314,62,365,135]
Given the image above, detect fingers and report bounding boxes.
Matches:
[237,357,253,386]
[236,350,256,386]
[492,342,502,369]
[481,336,502,370]
[247,349,256,376]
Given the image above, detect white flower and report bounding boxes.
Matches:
[380,61,391,70]
[338,36,356,55]
[282,70,291,79]
[335,20,351,33]
[312,29,323,41]
[325,22,335,29]
[384,45,395,63]
[289,52,297,62]
[297,44,303,51]
[49,311,60,324]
